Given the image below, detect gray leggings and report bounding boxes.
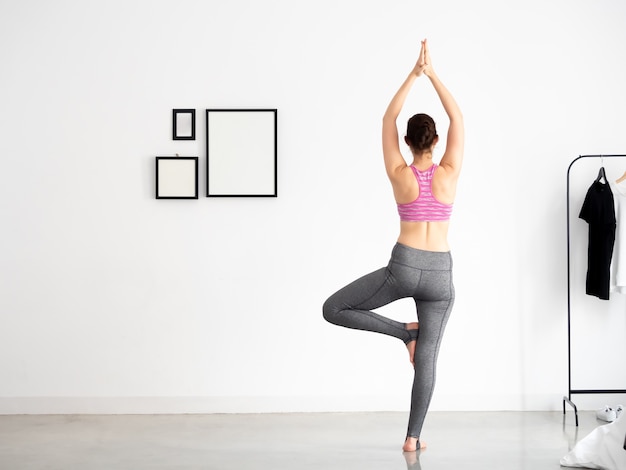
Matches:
[322,243,454,438]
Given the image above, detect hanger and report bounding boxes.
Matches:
[595,166,607,183]
[616,171,626,184]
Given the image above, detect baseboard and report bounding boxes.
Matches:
[0,393,579,415]
[0,396,407,415]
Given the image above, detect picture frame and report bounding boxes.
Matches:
[173,109,196,140]
[155,156,199,199]
[205,109,277,197]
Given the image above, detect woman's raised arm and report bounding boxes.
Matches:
[422,40,464,176]
[382,41,428,182]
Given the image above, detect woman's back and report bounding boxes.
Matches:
[395,163,456,251]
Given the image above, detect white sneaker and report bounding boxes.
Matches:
[596,406,616,422]
[615,404,623,418]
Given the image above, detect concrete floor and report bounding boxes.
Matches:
[0,410,604,469]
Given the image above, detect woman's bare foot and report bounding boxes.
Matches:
[405,322,419,365]
[403,436,426,452]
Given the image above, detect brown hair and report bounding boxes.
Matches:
[406,113,438,152]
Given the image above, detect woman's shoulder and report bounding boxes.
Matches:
[389,164,419,203]
[434,161,459,180]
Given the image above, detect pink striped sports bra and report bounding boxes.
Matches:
[397,164,453,222]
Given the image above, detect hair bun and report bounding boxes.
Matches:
[406,114,438,152]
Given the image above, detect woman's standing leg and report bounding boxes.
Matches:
[403,253,455,451]
[404,297,454,447]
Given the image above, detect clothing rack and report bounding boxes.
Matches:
[564,154,626,426]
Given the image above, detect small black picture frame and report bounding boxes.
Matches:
[173,109,196,140]
[155,156,199,199]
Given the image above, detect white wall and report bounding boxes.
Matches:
[1,0,626,414]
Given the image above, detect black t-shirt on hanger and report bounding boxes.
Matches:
[579,177,616,300]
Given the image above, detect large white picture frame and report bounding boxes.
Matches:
[206,109,277,197]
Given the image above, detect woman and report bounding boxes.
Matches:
[322,39,463,452]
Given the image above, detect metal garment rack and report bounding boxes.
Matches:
[564,154,626,426]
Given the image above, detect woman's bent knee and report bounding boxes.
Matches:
[322,297,341,324]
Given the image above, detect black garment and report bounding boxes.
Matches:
[579,179,616,300]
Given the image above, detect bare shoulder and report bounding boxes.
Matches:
[390,164,419,203]
[435,158,461,181]
[433,161,460,204]
[393,164,418,186]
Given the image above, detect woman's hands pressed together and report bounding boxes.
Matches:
[412,39,434,78]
